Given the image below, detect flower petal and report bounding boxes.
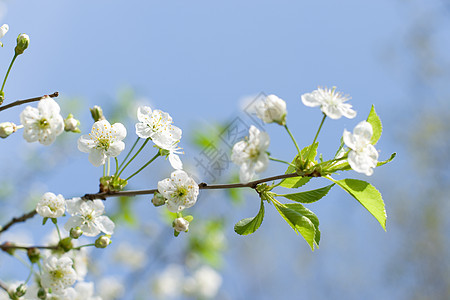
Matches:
[88,148,106,167]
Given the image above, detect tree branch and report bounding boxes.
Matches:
[0,209,37,234]
[82,172,305,200]
[0,242,58,251]
[0,92,59,112]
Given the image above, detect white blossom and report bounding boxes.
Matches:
[231,125,270,182]
[255,94,287,125]
[173,217,189,232]
[152,264,184,299]
[166,142,183,170]
[98,277,124,300]
[157,170,199,213]
[64,197,115,237]
[20,96,64,145]
[0,24,8,47]
[183,266,222,299]
[78,120,127,167]
[65,282,101,300]
[135,106,182,149]
[343,121,379,176]
[301,87,356,119]
[36,192,66,218]
[40,255,77,295]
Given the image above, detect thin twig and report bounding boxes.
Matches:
[0,92,59,112]
[0,242,58,251]
[0,209,37,234]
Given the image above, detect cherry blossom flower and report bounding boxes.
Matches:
[157,170,199,213]
[20,96,64,145]
[64,197,115,237]
[36,192,66,218]
[40,255,77,295]
[231,125,270,182]
[0,122,17,138]
[343,121,379,176]
[135,106,182,148]
[255,94,287,125]
[301,87,356,119]
[77,120,127,167]
[0,24,8,47]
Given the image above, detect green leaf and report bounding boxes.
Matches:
[42,217,49,225]
[278,184,335,203]
[272,201,318,250]
[300,142,319,166]
[366,105,382,145]
[284,203,321,246]
[279,143,318,188]
[234,199,265,235]
[377,152,396,167]
[279,176,311,189]
[184,215,194,223]
[331,178,386,230]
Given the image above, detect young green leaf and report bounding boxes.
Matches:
[278,184,335,203]
[284,203,321,246]
[331,178,386,230]
[272,201,317,250]
[366,105,382,145]
[234,199,265,235]
[279,176,311,189]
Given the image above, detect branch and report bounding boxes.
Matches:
[82,172,305,200]
[0,280,8,293]
[0,92,59,112]
[0,242,58,251]
[0,209,37,234]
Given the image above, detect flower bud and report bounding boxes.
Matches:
[1,242,16,255]
[15,33,30,55]
[64,114,81,133]
[15,284,27,297]
[95,235,111,248]
[152,192,167,207]
[58,237,73,252]
[0,91,4,104]
[90,105,105,122]
[255,94,287,125]
[37,287,47,299]
[27,247,40,264]
[69,227,83,239]
[0,122,16,138]
[173,217,189,233]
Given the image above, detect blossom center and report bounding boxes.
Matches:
[175,186,188,198]
[51,269,65,279]
[96,138,111,150]
[38,118,50,129]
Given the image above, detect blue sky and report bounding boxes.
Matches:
[1,1,445,299]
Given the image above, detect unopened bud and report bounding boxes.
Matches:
[152,192,166,207]
[69,227,83,239]
[173,217,189,233]
[0,122,16,138]
[27,247,40,263]
[15,33,30,55]
[15,284,27,297]
[90,105,105,122]
[1,242,16,255]
[95,235,111,248]
[37,287,47,299]
[64,114,81,133]
[58,237,73,252]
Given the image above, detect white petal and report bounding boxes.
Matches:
[80,223,101,237]
[94,216,115,235]
[91,120,112,138]
[64,216,83,232]
[66,198,82,215]
[135,123,153,139]
[78,135,95,153]
[353,121,373,142]
[137,106,153,123]
[91,200,105,215]
[301,92,322,107]
[106,140,125,157]
[343,129,356,149]
[111,123,127,141]
[322,105,342,119]
[88,148,106,167]
[169,153,183,170]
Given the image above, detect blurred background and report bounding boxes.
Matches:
[0,0,449,299]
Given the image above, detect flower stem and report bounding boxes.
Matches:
[118,137,140,171]
[117,138,150,178]
[54,222,62,241]
[0,53,18,97]
[305,114,326,166]
[269,156,296,168]
[114,157,119,177]
[107,157,111,176]
[125,152,161,181]
[284,124,301,156]
[73,243,96,250]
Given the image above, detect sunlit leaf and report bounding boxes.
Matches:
[367,105,382,145]
[278,184,335,203]
[234,199,265,235]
